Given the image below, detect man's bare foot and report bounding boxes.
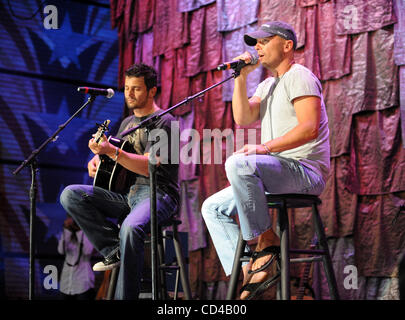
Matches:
[242,259,252,286]
[240,229,280,300]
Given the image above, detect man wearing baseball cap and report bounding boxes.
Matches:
[202,21,330,299]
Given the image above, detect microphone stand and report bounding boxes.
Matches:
[120,68,242,300]
[12,94,98,300]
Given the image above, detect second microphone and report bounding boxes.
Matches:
[78,87,115,98]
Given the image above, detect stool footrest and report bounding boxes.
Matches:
[290,256,323,263]
[226,194,340,300]
[289,248,328,255]
[159,265,180,270]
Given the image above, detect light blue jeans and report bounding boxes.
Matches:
[60,184,178,299]
[201,154,325,276]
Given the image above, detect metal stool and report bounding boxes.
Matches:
[106,218,192,300]
[226,193,340,300]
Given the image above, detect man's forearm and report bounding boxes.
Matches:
[232,76,258,126]
[264,122,319,153]
[115,150,150,177]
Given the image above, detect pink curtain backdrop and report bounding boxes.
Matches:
[110,0,405,299]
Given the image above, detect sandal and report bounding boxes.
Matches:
[239,272,280,300]
[248,246,280,275]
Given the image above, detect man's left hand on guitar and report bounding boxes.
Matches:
[88,134,115,158]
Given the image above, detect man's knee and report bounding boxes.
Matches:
[225,154,256,178]
[119,220,145,243]
[201,195,217,221]
[60,185,82,207]
[201,191,233,221]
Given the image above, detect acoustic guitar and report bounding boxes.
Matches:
[92,120,137,194]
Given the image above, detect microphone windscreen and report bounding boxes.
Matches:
[106,88,115,99]
[250,54,259,65]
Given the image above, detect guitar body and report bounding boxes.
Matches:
[93,136,137,194]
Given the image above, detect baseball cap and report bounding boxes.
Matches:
[244,21,297,50]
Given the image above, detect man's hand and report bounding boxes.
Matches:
[87,155,99,178]
[232,51,260,78]
[231,51,262,126]
[234,144,268,156]
[88,134,115,156]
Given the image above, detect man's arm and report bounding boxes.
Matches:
[232,75,261,125]
[235,95,321,155]
[114,150,150,177]
[88,137,150,177]
[231,52,261,126]
[87,155,99,178]
[264,95,321,152]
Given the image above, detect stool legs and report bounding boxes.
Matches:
[106,223,192,300]
[157,226,168,300]
[312,204,340,300]
[226,231,246,300]
[278,201,291,300]
[171,223,192,300]
[106,267,119,300]
[224,194,340,300]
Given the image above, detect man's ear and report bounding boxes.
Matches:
[149,86,157,98]
[284,40,293,53]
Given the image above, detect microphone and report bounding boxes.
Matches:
[77,87,115,98]
[217,55,259,71]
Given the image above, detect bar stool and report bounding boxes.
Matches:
[226,193,340,300]
[106,218,192,300]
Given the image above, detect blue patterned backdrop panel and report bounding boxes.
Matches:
[0,0,123,298]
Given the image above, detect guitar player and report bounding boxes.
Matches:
[60,63,180,300]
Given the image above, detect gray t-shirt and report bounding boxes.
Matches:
[253,63,330,182]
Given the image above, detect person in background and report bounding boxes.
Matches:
[58,216,95,300]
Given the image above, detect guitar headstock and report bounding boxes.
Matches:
[94,119,111,144]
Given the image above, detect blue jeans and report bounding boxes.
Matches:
[60,184,178,299]
[201,154,325,276]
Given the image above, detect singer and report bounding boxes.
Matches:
[202,21,330,299]
[60,64,179,300]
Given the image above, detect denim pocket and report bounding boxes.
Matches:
[128,184,150,209]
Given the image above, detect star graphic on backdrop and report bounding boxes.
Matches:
[42,12,92,69]
[35,98,94,154]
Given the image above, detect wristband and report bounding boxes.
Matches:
[113,147,121,161]
[262,143,271,155]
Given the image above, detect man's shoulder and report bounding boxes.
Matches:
[283,64,322,90]
[120,114,135,126]
[156,111,177,126]
[287,63,318,79]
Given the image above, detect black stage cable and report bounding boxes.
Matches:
[7,0,49,20]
